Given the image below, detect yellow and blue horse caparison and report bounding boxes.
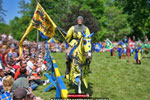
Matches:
[66,32,94,89]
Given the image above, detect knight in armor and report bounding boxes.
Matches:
[65,16,90,76]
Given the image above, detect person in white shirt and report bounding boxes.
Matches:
[1,33,6,41]
[8,34,13,40]
[26,58,34,74]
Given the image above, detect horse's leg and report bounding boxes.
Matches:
[78,79,81,94]
[82,66,88,88]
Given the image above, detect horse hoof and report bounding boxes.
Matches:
[78,90,81,94]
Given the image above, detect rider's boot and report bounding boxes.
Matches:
[88,66,92,73]
[65,57,71,79]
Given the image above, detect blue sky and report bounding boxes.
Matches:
[3,0,30,24]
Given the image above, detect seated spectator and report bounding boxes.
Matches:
[7,48,16,66]
[12,69,30,92]
[13,61,38,91]
[0,56,14,77]
[14,60,27,80]
[17,67,28,79]
[0,68,5,95]
[27,58,35,74]
[2,75,14,96]
[0,49,7,68]
[13,88,28,100]
[13,88,43,100]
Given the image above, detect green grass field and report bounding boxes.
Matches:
[33,52,150,100]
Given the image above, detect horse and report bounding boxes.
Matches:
[66,31,94,93]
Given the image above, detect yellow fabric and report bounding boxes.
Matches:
[19,2,56,56]
[32,3,57,37]
[69,39,78,47]
[68,37,89,88]
[65,26,74,43]
[78,38,84,61]
[19,24,33,56]
[85,28,90,36]
[65,25,91,88]
[138,49,142,60]
[48,38,59,43]
[65,26,90,44]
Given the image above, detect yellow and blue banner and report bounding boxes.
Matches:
[19,2,57,56]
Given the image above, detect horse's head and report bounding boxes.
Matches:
[81,32,94,59]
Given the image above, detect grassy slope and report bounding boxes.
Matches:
[33,52,150,100]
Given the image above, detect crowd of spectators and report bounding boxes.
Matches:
[0,33,53,100]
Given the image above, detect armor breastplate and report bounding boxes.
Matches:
[73,24,87,39]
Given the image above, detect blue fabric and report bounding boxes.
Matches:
[8,53,12,57]
[135,49,138,60]
[0,86,4,95]
[138,47,142,52]
[117,48,122,56]
[91,43,95,51]
[0,78,4,95]
[40,32,49,40]
[131,48,134,53]
[50,38,55,43]
[65,41,69,48]
[95,43,102,52]
[118,41,124,46]
[69,45,78,59]
[110,48,113,53]
[13,52,18,57]
[124,49,127,54]
[30,84,38,90]
[75,76,79,83]
[124,38,128,43]
[0,92,12,100]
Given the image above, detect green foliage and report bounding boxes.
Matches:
[100,6,132,40]
[61,5,100,42]
[0,23,10,34]
[1,0,149,42]
[115,0,150,40]
[18,0,30,16]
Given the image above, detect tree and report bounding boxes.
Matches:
[0,0,6,23]
[61,6,100,42]
[115,0,150,40]
[18,0,30,16]
[0,23,10,34]
[100,5,132,40]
